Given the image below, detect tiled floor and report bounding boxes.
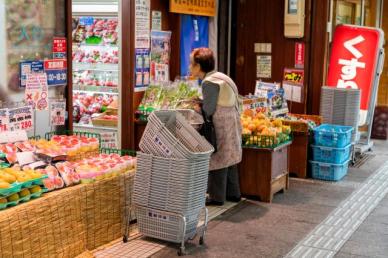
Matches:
[92,201,241,257]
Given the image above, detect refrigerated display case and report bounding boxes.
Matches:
[72,0,120,148]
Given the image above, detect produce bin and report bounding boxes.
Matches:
[238,142,291,203]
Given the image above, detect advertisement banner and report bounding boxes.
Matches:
[170,0,216,17]
[327,25,384,125]
[50,101,66,126]
[8,106,34,131]
[283,68,304,85]
[25,73,49,110]
[151,30,171,82]
[0,109,9,132]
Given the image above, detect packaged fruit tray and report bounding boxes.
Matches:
[0,183,22,197]
[242,133,292,149]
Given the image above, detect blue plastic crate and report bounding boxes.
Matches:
[310,160,349,181]
[311,144,352,164]
[313,124,353,148]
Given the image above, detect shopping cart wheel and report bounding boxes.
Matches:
[199,236,205,245]
[123,235,128,243]
[177,247,186,256]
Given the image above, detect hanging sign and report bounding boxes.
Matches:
[8,106,34,131]
[327,25,384,125]
[170,0,216,17]
[50,101,66,126]
[25,73,49,110]
[19,60,44,88]
[295,42,305,68]
[0,109,9,132]
[44,59,67,86]
[283,68,304,85]
[53,37,67,59]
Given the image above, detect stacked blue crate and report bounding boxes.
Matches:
[310,124,353,181]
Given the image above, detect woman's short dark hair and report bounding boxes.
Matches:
[192,48,215,73]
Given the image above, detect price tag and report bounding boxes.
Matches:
[0,109,9,132]
[50,101,66,126]
[8,106,34,131]
[100,132,118,148]
[17,152,36,166]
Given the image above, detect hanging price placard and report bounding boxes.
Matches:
[50,100,66,126]
[8,106,34,131]
[0,109,9,132]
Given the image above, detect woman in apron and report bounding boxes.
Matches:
[190,48,242,206]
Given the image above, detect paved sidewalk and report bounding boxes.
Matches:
[153,140,388,258]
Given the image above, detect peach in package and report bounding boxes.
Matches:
[36,166,65,191]
[55,162,80,186]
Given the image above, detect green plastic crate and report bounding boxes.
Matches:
[45,130,101,143]
[99,148,136,157]
[242,133,292,149]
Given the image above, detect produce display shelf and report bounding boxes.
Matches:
[73,62,119,72]
[73,88,119,95]
[73,124,117,131]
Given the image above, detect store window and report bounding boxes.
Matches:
[0,0,66,103]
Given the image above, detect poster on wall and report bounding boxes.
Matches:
[256,55,272,78]
[150,30,171,82]
[25,73,48,110]
[135,48,150,90]
[8,106,34,131]
[135,0,151,48]
[0,109,9,132]
[50,100,66,126]
[152,11,162,31]
[19,61,44,88]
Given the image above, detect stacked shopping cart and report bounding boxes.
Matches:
[132,110,214,256]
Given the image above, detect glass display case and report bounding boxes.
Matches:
[72,1,120,148]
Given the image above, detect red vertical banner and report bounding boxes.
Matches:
[327,25,383,124]
[295,42,305,68]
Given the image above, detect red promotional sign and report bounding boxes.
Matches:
[44,59,67,70]
[327,25,382,115]
[295,42,305,68]
[53,37,67,53]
